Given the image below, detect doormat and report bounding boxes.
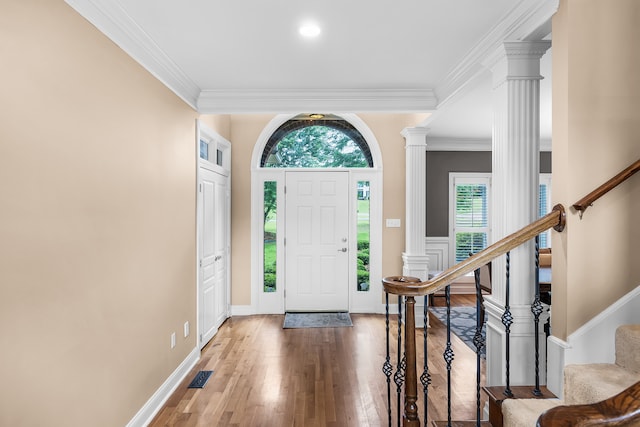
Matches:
[283,312,353,329]
[187,370,213,388]
[429,306,486,358]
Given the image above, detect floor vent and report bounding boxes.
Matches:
[187,370,213,389]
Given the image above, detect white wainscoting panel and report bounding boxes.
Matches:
[425,237,474,294]
[425,237,449,272]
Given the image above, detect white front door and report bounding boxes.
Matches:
[198,167,229,347]
[285,171,349,311]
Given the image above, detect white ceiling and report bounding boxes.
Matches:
[65,0,556,143]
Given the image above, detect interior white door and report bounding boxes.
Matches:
[285,171,349,311]
[198,167,228,348]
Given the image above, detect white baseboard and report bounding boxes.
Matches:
[546,284,640,398]
[231,305,254,316]
[126,347,200,427]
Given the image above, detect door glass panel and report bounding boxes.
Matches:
[200,139,209,160]
[357,181,370,291]
[264,181,277,292]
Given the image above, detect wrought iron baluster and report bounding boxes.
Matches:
[383,292,393,427]
[393,296,405,427]
[473,267,485,426]
[531,236,543,396]
[421,295,431,424]
[502,251,514,397]
[444,285,454,427]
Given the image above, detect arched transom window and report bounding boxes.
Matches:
[260,113,374,168]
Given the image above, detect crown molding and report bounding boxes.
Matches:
[426,137,491,151]
[434,0,559,110]
[426,137,551,152]
[197,89,438,114]
[65,0,200,109]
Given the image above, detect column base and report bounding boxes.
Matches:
[402,253,430,327]
[485,298,550,387]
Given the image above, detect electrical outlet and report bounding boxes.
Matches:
[183,321,190,338]
[171,332,176,349]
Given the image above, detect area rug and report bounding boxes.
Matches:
[429,306,486,358]
[283,312,353,329]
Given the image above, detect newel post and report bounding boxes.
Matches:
[403,296,420,427]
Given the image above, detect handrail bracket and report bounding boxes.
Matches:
[552,204,566,232]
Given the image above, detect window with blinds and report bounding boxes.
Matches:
[539,174,552,248]
[449,174,491,264]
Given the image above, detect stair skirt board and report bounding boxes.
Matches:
[546,285,640,397]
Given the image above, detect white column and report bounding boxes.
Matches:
[401,127,430,282]
[484,40,551,387]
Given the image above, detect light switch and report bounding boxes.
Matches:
[386,218,401,228]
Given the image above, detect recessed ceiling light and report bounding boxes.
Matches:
[299,22,321,38]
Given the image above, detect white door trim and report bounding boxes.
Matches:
[196,120,231,349]
[250,114,383,314]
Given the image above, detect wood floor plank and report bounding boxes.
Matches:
[149,296,486,426]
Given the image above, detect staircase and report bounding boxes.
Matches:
[382,160,640,427]
[500,324,640,427]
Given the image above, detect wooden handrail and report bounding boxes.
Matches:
[536,380,640,426]
[572,159,640,217]
[383,204,566,296]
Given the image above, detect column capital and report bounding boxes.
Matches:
[401,127,430,146]
[484,40,552,87]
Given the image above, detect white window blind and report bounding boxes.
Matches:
[539,174,552,248]
[449,174,491,264]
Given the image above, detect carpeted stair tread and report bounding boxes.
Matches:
[501,325,640,427]
[564,363,640,405]
[432,421,493,426]
[502,398,562,427]
[616,324,640,373]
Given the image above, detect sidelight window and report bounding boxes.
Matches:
[263,181,277,292]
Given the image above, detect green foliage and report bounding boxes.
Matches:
[264,240,276,292]
[357,248,369,265]
[357,271,369,291]
[264,181,277,225]
[357,239,369,292]
[265,126,368,168]
[264,273,276,292]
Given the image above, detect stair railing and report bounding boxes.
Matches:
[382,204,566,426]
[537,380,640,426]
[572,158,639,218]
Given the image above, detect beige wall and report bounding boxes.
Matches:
[228,115,274,305]
[0,2,201,426]
[200,115,232,141]
[551,0,640,340]
[227,113,426,306]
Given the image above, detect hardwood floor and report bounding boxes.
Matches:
[150,295,485,426]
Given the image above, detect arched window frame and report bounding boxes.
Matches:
[260,117,374,168]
